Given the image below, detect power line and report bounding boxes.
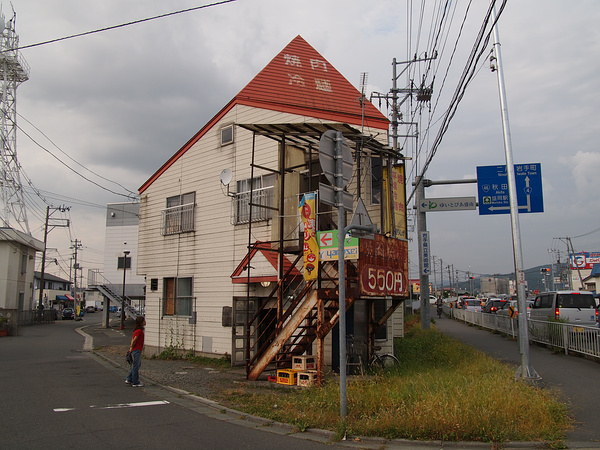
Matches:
[16,122,137,199]
[17,113,138,197]
[8,0,238,52]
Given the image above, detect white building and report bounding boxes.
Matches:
[136,36,409,379]
[0,227,44,311]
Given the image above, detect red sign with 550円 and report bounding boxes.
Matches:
[359,234,408,297]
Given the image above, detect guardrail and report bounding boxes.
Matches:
[445,305,600,360]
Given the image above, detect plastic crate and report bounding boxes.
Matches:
[297,370,318,387]
[276,369,299,386]
[292,355,316,371]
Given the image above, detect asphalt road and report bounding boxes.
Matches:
[0,314,337,450]
[434,309,600,445]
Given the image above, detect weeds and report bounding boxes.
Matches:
[225,318,571,445]
[153,344,230,369]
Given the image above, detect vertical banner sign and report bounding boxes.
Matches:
[299,192,318,280]
[382,165,407,239]
[420,231,430,276]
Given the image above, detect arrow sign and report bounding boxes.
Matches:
[419,197,476,212]
[319,232,333,247]
[477,163,543,215]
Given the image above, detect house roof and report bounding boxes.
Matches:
[139,36,389,194]
[34,271,71,284]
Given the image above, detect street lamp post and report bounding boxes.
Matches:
[120,250,130,330]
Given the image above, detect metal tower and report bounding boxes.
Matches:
[0,10,30,234]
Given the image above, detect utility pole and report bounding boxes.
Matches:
[38,205,70,310]
[71,239,82,315]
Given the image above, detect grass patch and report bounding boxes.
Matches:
[224,319,571,445]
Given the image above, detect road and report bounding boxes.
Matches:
[0,314,335,449]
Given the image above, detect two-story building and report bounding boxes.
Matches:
[137,36,409,379]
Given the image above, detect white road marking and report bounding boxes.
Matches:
[54,400,169,412]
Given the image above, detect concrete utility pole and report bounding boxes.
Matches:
[415,176,430,329]
[491,5,539,381]
[38,205,70,310]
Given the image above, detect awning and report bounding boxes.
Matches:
[231,241,301,284]
[56,295,68,301]
[65,294,75,301]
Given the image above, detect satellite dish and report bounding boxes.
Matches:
[219,168,232,186]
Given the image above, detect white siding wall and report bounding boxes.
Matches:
[138,103,392,359]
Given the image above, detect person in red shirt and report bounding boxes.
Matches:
[126,316,146,387]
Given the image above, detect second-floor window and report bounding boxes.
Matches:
[162,192,195,235]
[234,175,274,224]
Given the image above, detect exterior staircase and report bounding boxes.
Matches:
[94,284,139,320]
[246,255,359,381]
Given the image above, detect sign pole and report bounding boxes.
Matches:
[335,132,348,420]
[492,5,539,381]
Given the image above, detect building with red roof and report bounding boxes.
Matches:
[137,36,408,378]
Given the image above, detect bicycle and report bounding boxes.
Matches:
[346,337,400,374]
[368,348,400,371]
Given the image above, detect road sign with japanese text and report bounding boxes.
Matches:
[477,163,543,215]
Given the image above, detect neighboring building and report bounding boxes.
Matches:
[0,228,44,310]
[33,271,73,310]
[100,202,145,311]
[581,264,599,294]
[480,276,510,296]
[137,36,409,378]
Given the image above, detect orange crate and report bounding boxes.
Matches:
[292,355,316,371]
[297,370,318,387]
[276,369,299,386]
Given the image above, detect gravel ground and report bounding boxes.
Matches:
[93,343,289,409]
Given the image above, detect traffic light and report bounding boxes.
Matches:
[540,268,550,274]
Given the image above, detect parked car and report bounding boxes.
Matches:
[85,306,95,313]
[483,298,508,314]
[61,308,74,320]
[529,291,597,325]
[109,306,117,313]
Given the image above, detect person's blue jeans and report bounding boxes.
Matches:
[126,350,142,384]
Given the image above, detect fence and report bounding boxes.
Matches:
[446,305,600,360]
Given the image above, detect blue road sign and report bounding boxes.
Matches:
[477,163,543,215]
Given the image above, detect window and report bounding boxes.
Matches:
[21,254,27,274]
[234,175,275,224]
[370,157,382,205]
[117,256,131,269]
[162,192,195,235]
[221,125,234,146]
[163,277,193,316]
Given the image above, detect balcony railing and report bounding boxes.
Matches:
[161,203,195,235]
[234,186,273,224]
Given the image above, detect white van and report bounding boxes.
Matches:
[529,291,597,325]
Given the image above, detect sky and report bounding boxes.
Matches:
[4,0,600,285]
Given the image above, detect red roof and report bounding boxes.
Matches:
[140,36,388,194]
[230,241,301,284]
